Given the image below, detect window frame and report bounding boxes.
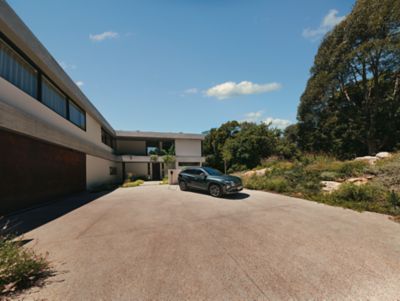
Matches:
[0,31,87,131]
[0,36,38,98]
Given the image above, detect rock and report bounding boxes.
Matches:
[243,170,256,177]
[354,156,379,165]
[376,152,392,159]
[255,168,269,176]
[321,181,342,193]
[346,177,369,186]
[243,168,270,177]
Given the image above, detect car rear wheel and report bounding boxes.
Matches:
[179,181,188,191]
[209,184,222,197]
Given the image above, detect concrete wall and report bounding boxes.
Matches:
[175,139,202,157]
[125,163,149,178]
[0,78,112,154]
[86,155,122,189]
[117,140,146,155]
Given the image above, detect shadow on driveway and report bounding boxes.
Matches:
[182,189,250,200]
[1,190,115,236]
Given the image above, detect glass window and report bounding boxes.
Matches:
[69,101,85,129]
[101,128,115,149]
[203,167,223,176]
[42,76,67,117]
[0,38,37,98]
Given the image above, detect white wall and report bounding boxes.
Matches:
[175,139,202,157]
[0,78,112,153]
[117,140,146,155]
[125,162,149,178]
[86,155,122,189]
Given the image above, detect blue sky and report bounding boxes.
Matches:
[8,0,354,133]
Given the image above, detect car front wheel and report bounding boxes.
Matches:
[209,184,223,197]
[179,180,188,191]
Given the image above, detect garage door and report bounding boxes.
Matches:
[0,129,86,214]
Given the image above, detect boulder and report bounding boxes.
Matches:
[376,152,392,159]
[243,168,269,177]
[243,170,256,177]
[255,168,269,176]
[321,181,342,193]
[354,156,379,165]
[346,177,369,186]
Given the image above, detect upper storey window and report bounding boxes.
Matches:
[42,76,67,118]
[0,38,37,98]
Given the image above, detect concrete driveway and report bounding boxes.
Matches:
[11,185,400,300]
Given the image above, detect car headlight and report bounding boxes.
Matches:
[224,181,235,186]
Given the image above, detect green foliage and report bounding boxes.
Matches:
[311,183,391,213]
[370,153,400,192]
[332,183,385,203]
[320,171,340,181]
[160,177,169,185]
[0,234,51,295]
[297,0,400,158]
[388,190,400,210]
[122,180,144,188]
[150,154,158,162]
[244,176,290,193]
[162,154,176,168]
[204,121,287,172]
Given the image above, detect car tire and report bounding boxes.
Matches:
[179,181,188,191]
[209,184,223,198]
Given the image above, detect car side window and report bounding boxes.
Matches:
[192,170,203,175]
[184,169,195,175]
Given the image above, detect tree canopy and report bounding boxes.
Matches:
[297,0,400,158]
[203,121,291,172]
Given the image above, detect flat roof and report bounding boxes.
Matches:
[116,130,205,140]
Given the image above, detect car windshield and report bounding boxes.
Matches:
[203,167,223,176]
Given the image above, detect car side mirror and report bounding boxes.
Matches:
[199,172,206,179]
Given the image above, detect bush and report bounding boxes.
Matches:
[370,153,400,192]
[320,171,340,181]
[0,235,51,295]
[332,183,385,203]
[338,161,368,177]
[160,177,169,185]
[122,180,144,188]
[244,176,290,193]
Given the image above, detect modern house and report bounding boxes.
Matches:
[0,1,205,214]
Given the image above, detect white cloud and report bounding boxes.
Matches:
[58,61,77,70]
[263,117,291,129]
[302,9,346,40]
[242,110,264,122]
[75,81,84,87]
[89,31,119,42]
[206,81,282,100]
[242,111,291,129]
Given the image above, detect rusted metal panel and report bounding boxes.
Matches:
[0,128,86,214]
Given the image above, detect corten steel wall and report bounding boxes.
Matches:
[0,129,86,214]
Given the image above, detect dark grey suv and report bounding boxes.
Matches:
[178,167,243,197]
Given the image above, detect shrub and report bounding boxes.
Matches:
[160,177,169,185]
[332,183,385,203]
[122,180,144,188]
[0,234,51,295]
[370,153,400,192]
[320,171,340,181]
[338,161,368,177]
[244,176,290,193]
[388,190,400,211]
